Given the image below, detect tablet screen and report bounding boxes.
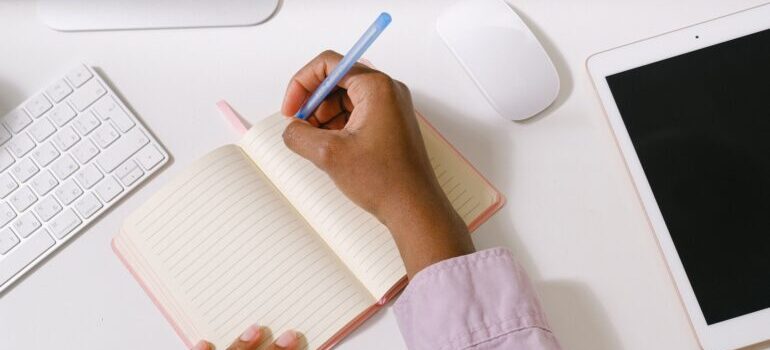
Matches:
[606,28,770,325]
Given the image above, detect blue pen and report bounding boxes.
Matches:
[296,12,392,120]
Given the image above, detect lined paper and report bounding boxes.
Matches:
[119,146,372,349]
[417,119,500,225]
[239,114,499,298]
[239,117,404,298]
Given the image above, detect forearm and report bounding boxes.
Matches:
[381,182,474,278]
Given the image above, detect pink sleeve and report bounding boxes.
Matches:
[393,248,561,350]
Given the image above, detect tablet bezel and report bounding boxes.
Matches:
[587,4,770,350]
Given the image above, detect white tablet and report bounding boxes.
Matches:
[588,4,770,350]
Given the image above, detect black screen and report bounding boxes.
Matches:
[606,28,770,325]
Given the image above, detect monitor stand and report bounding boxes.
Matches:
[37,0,280,31]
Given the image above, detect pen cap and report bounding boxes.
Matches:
[375,12,392,29]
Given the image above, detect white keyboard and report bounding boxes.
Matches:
[0,65,168,293]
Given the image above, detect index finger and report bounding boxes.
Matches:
[280,50,377,117]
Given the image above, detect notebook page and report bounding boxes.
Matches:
[417,116,500,225]
[118,146,373,349]
[239,116,403,298]
[239,114,499,298]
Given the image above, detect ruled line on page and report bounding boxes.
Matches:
[238,113,499,300]
[123,145,373,348]
[239,116,407,298]
[147,163,260,251]
[140,152,245,240]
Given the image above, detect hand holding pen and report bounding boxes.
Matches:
[282,49,474,280]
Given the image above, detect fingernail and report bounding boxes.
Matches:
[239,323,261,342]
[275,330,297,347]
[192,341,210,350]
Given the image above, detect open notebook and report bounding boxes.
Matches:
[113,110,503,349]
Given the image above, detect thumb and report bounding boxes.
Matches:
[270,330,299,350]
[282,120,344,170]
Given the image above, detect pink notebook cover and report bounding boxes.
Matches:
[112,101,504,349]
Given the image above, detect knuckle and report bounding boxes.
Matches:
[394,79,410,94]
[319,49,341,60]
[368,71,394,88]
[361,72,400,99]
[289,70,303,83]
[393,79,412,101]
[367,73,404,102]
[282,123,299,146]
[316,137,341,169]
[281,124,293,143]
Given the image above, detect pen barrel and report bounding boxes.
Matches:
[296,12,391,120]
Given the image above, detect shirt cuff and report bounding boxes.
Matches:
[393,247,560,350]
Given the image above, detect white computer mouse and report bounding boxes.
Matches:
[436,0,560,121]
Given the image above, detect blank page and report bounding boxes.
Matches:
[115,146,373,349]
[239,114,500,298]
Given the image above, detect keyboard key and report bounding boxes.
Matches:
[74,192,101,219]
[34,196,62,222]
[0,64,170,293]
[0,229,54,286]
[92,123,119,148]
[70,79,106,111]
[115,160,144,187]
[93,96,135,132]
[66,65,93,87]
[0,173,18,199]
[12,212,41,238]
[24,94,52,118]
[72,112,101,136]
[0,125,11,145]
[48,103,76,127]
[31,142,60,167]
[74,164,103,189]
[71,139,100,164]
[0,202,16,227]
[11,158,39,183]
[29,170,58,196]
[135,145,165,170]
[3,109,32,133]
[94,176,123,203]
[46,79,73,103]
[0,228,19,255]
[49,209,81,239]
[52,127,80,151]
[7,133,35,158]
[0,149,15,172]
[51,154,79,180]
[9,186,37,212]
[54,179,83,205]
[97,129,149,172]
[28,118,56,142]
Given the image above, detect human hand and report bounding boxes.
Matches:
[192,325,298,350]
[281,51,474,277]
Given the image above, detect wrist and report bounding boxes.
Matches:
[379,187,475,277]
[378,185,453,232]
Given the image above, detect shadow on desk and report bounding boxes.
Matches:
[538,280,623,350]
[412,90,621,349]
[474,214,622,350]
[0,78,23,116]
[744,340,770,350]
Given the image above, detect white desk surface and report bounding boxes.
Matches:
[1,1,769,349]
